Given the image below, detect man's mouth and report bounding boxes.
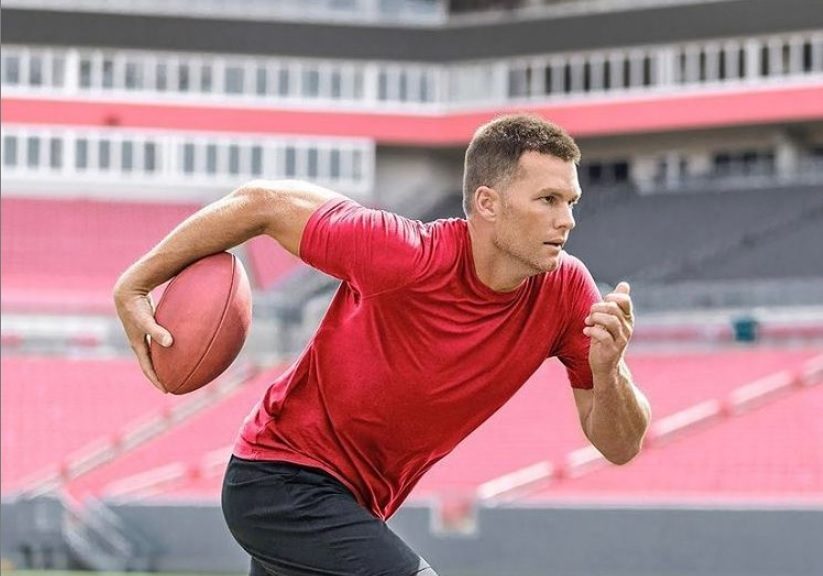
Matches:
[544,241,564,248]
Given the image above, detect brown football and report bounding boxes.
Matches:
[150,252,252,395]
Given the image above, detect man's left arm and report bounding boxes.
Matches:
[573,282,651,465]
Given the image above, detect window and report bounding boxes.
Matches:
[122,141,134,172]
[419,71,433,102]
[27,137,40,168]
[52,56,66,87]
[398,71,408,102]
[378,70,389,100]
[125,61,143,90]
[285,146,297,177]
[508,66,530,98]
[3,135,18,166]
[50,138,62,169]
[99,140,111,170]
[352,149,362,180]
[76,139,89,169]
[251,145,263,176]
[255,66,267,95]
[277,67,290,97]
[102,58,115,88]
[225,65,244,94]
[205,144,217,174]
[183,143,196,173]
[145,142,157,172]
[307,148,319,177]
[803,40,814,72]
[80,58,93,88]
[330,149,341,179]
[200,64,213,92]
[178,63,191,92]
[156,63,169,92]
[229,144,241,175]
[302,67,320,98]
[4,55,20,85]
[0,127,372,194]
[330,70,342,98]
[29,55,44,86]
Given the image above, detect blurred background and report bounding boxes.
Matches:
[1,0,822,574]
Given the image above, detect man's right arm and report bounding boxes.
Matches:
[113,179,342,390]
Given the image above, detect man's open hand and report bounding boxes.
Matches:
[584,281,633,378]
[113,286,174,392]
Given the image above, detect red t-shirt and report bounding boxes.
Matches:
[234,198,600,519]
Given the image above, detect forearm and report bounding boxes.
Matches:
[114,184,265,296]
[587,361,651,464]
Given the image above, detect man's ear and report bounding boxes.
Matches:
[474,186,501,221]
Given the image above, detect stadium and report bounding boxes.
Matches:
[1,0,822,574]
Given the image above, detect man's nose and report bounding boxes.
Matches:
[555,204,576,231]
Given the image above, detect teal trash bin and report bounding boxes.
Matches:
[732,315,759,343]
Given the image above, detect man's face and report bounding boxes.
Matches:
[492,151,581,275]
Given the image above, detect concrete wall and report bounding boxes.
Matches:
[4,497,822,575]
[4,0,823,60]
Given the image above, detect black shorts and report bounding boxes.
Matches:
[222,456,437,576]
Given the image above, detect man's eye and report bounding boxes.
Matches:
[542,196,555,204]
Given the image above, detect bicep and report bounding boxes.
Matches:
[242,179,343,257]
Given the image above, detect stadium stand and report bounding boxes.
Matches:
[564,184,823,285]
[525,369,823,503]
[413,346,822,499]
[0,356,210,494]
[669,203,823,281]
[61,364,287,500]
[18,346,813,503]
[2,0,822,573]
[0,197,202,314]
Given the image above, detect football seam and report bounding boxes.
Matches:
[173,254,239,393]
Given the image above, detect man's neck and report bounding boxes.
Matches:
[467,220,530,293]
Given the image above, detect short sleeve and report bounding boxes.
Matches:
[554,255,602,390]
[299,198,427,297]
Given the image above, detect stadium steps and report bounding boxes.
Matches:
[564,184,823,285]
[636,194,823,283]
[62,363,288,500]
[477,352,823,504]
[6,359,258,498]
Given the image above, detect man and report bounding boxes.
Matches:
[114,114,651,576]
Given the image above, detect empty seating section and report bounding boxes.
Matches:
[3,348,819,503]
[421,186,823,285]
[244,236,304,289]
[410,347,820,499]
[412,361,585,499]
[64,366,286,499]
[0,356,205,494]
[558,185,823,284]
[677,209,823,281]
[527,383,823,503]
[1,197,201,313]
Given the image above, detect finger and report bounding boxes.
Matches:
[133,307,174,347]
[603,293,633,320]
[150,324,174,347]
[614,281,630,295]
[590,301,624,317]
[587,312,625,341]
[132,338,167,393]
[583,324,614,344]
